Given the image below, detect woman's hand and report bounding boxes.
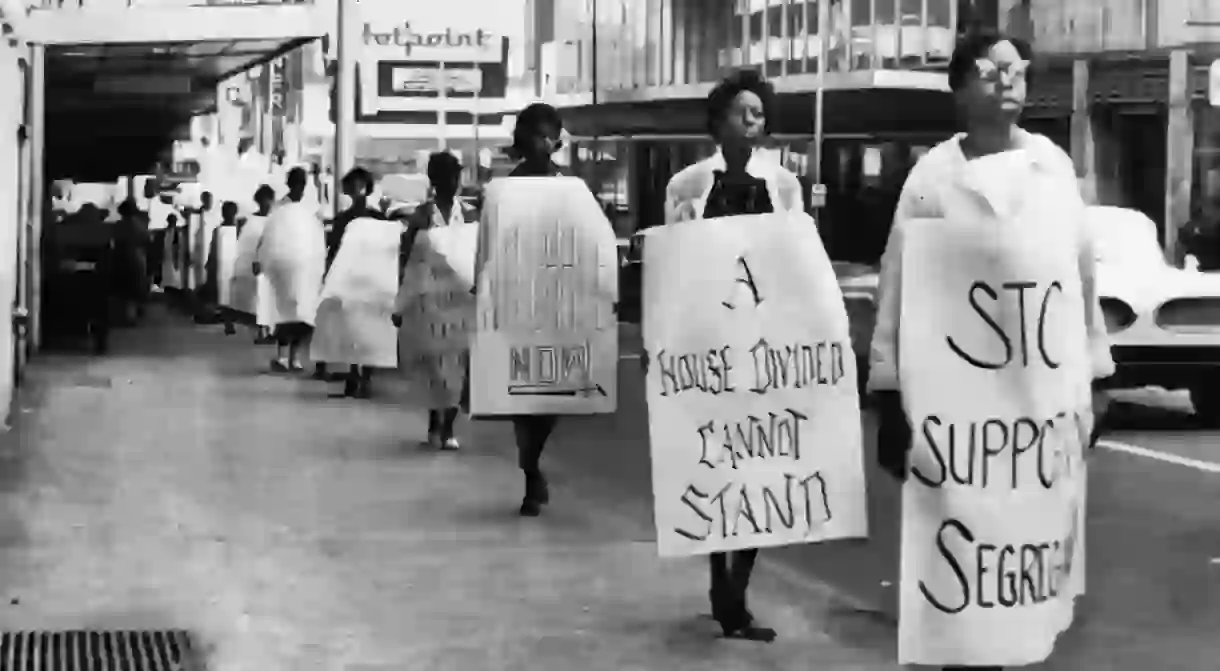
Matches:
[391,313,403,328]
[251,262,261,276]
[874,391,911,481]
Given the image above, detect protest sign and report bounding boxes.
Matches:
[260,202,326,326]
[644,213,868,558]
[228,215,276,325]
[162,224,185,291]
[896,216,1091,667]
[397,222,479,406]
[214,226,238,307]
[470,177,619,415]
[311,218,403,367]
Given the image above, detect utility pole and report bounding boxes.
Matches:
[334,0,358,219]
[811,0,829,215]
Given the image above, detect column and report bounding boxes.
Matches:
[1069,59,1095,202]
[1165,49,1193,264]
[29,44,43,354]
[334,0,359,218]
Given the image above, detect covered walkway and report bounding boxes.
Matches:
[0,305,895,670]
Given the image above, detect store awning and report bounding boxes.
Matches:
[30,2,326,180]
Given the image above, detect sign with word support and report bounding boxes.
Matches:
[896,216,1091,667]
[471,177,619,415]
[397,222,478,407]
[311,218,403,368]
[643,213,868,558]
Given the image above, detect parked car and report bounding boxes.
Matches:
[1087,206,1220,423]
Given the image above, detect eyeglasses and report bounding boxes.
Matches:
[974,58,1029,84]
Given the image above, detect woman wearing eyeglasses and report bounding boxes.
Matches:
[870,32,1114,671]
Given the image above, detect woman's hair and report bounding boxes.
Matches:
[427,152,463,184]
[117,199,138,218]
[947,30,1035,92]
[341,167,375,195]
[705,69,777,137]
[253,184,276,202]
[221,200,238,215]
[512,102,564,154]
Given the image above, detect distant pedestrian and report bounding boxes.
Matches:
[395,151,469,450]
[316,166,388,394]
[256,167,326,373]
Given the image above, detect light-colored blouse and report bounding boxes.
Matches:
[867,129,1115,393]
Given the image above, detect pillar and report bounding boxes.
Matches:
[1070,59,1095,202]
[28,43,43,354]
[333,0,359,218]
[1165,49,1193,264]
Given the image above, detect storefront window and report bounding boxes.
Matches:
[1191,106,1220,266]
[573,140,633,238]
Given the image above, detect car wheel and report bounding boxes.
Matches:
[1189,383,1220,427]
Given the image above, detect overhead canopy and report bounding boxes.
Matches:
[46,37,308,181]
[27,1,329,182]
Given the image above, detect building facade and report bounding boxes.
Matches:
[526,0,1220,267]
[346,0,533,178]
[527,0,993,259]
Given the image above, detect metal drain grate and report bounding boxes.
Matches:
[0,630,200,670]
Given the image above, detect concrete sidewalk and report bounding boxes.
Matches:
[0,306,898,670]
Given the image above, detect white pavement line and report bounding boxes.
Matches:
[1096,439,1220,474]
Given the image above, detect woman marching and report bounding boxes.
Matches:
[313,167,387,387]
[254,167,327,373]
[496,103,579,516]
[393,151,470,450]
[230,185,278,343]
[659,70,804,643]
[869,32,1114,671]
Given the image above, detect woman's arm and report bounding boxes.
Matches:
[866,179,924,394]
[1076,211,1116,382]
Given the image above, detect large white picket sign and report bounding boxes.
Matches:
[897,216,1092,667]
[311,218,403,367]
[397,222,479,406]
[644,213,868,557]
[214,226,238,307]
[470,177,619,415]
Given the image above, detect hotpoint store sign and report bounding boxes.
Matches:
[363,22,502,63]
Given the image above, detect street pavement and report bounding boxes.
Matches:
[0,307,898,670]
[6,310,1218,669]
[530,325,1219,670]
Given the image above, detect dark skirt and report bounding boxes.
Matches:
[273,321,314,343]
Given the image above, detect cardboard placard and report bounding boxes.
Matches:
[470,177,618,415]
[643,213,868,557]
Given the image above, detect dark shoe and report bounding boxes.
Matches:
[527,470,550,505]
[343,377,359,397]
[223,323,237,335]
[519,497,542,517]
[520,470,548,516]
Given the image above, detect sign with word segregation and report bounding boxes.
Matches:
[471,177,619,415]
[644,213,868,558]
[896,217,1091,667]
[398,222,478,407]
